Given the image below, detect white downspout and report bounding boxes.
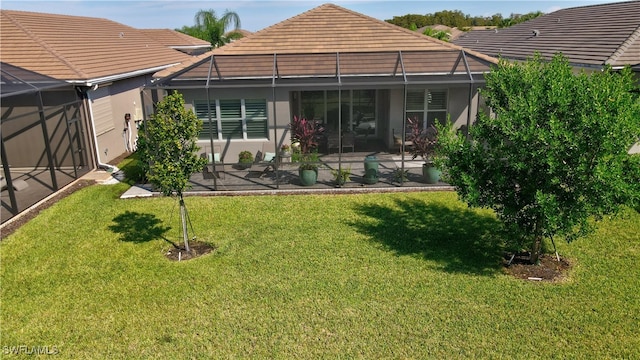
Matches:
[86,88,119,173]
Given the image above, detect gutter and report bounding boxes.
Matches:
[67,63,182,87]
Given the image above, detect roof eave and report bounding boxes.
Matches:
[66,63,184,86]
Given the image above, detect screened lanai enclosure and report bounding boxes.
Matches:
[1,63,92,224]
[145,49,493,191]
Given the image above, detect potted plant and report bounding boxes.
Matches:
[407,116,441,183]
[331,166,351,187]
[298,153,319,186]
[238,150,254,169]
[280,144,291,157]
[291,116,325,186]
[290,116,325,155]
[391,167,409,183]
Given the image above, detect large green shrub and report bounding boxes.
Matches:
[437,53,640,263]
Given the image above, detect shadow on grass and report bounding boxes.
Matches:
[349,198,506,276]
[109,211,177,248]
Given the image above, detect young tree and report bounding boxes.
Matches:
[436,54,640,263]
[136,91,207,252]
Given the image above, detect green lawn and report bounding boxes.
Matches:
[1,183,639,359]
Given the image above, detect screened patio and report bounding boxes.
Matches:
[1,63,92,224]
[145,49,494,191]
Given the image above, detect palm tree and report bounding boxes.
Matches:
[177,9,241,48]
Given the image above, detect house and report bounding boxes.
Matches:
[140,29,212,55]
[149,3,498,173]
[1,10,198,223]
[453,0,640,153]
[453,1,640,76]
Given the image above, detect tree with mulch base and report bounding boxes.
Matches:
[136,91,207,253]
[436,53,640,264]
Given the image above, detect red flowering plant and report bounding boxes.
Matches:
[406,116,439,164]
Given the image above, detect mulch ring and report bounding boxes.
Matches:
[503,252,572,282]
[165,240,216,261]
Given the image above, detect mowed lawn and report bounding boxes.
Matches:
[1,183,639,359]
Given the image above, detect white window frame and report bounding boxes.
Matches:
[194,99,268,140]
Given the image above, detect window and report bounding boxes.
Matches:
[194,99,268,140]
[299,90,376,133]
[406,89,448,128]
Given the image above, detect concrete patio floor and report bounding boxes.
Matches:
[119,151,454,199]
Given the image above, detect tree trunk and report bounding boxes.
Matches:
[530,234,542,264]
[530,218,543,264]
[179,195,190,253]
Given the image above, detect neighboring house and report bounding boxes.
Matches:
[453,0,640,153]
[453,1,640,75]
[140,29,212,55]
[149,3,498,167]
[1,10,194,223]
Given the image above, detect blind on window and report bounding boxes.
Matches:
[427,90,447,110]
[194,102,218,140]
[406,90,424,111]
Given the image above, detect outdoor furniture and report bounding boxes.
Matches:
[250,144,277,178]
[342,132,355,152]
[393,128,413,154]
[326,131,355,153]
[203,145,225,179]
[327,132,340,153]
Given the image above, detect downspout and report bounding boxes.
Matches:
[84,86,119,173]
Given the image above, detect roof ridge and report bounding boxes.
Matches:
[607,24,640,65]
[325,3,468,52]
[217,3,467,54]
[213,3,332,52]
[2,10,88,79]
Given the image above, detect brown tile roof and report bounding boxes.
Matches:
[156,3,496,79]
[139,29,211,48]
[452,1,640,68]
[1,10,191,82]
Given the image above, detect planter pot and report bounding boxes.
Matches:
[299,168,318,186]
[363,155,379,184]
[422,164,441,184]
[237,162,252,170]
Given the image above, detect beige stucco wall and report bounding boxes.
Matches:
[89,76,149,164]
[180,84,483,162]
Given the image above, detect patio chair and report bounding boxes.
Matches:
[202,145,225,179]
[250,144,277,178]
[393,128,413,154]
[327,132,340,153]
[342,132,355,152]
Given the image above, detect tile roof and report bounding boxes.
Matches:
[139,29,211,48]
[452,1,640,68]
[156,3,496,79]
[1,10,191,83]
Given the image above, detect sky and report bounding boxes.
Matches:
[1,0,623,32]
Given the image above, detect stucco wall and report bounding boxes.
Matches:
[179,84,482,162]
[90,76,149,164]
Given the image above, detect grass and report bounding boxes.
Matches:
[1,182,639,359]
